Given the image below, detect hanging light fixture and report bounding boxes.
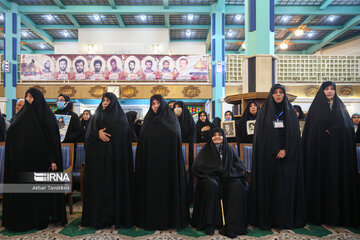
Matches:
[279,42,288,50]
[241,42,246,49]
[294,28,304,36]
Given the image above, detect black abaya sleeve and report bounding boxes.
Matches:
[63,112,81,143]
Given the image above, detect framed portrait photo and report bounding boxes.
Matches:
[246,120,256,135]
[221,120,236,138]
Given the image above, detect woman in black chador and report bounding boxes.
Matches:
[126,111,138,142]
[237,100,260,144]
[3,88,67,231]
[248,84,305,230]
[303,81,359,226]
[196,111,212,143]
[82,92,133,229]
[79,110,92,142]
[293,105,306,120]
[134,95,189,230]
[174,101,196,201]
[191,128,248,238]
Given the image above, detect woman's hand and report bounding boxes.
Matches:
[276,149,286,159]
[201,126,210,132]
[99,127,111,142]
[51,163,57,171]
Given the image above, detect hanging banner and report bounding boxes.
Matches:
[20,54,209,82]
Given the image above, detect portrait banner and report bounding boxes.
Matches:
[55,114,72,142]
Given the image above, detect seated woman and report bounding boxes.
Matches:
[196,111,212,143]
[237,100,259,144]
[82,92,133,229]
[248,84,305,230]
[191,128,248,238]
[3,88,67,231]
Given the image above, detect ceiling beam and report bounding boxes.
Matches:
[163,0,169,9]
[319,0,335,10]
[0,0,10,10]
[21,44,34,52]
[52,0,65,9]
[307,15,360,54]
[164,13,170,28]
[114,13,125,27]
[21,14,54,47]
[170,24,209,29]
[205,28,211,51]
[108,0,117,9]
[66,14,80,28]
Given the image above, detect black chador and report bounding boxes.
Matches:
[196,111,212,143]
[134,95,189,230]
[248,84,305,230]
[126,111,138,142]
[191,128,248,238]
[82,92,133,229]
[3,88,67,231]
[237,100,260,144]
[303,81,359,226]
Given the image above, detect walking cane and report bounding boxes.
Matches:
[220,199,225,226]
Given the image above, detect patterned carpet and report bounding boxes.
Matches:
[0,193,359,240]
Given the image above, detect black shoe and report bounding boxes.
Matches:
[204,225,215,235]
[220,228,237,239]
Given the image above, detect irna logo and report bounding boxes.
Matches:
[34,172,71,182]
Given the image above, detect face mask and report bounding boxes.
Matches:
[57,101,68,110]
[174,107,182,117]
[224,118,232,121]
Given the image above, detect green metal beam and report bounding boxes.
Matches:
[276,51,307,54]
[275,6,360,15]
[226,39,323,44]
[115,13,125,27]
[52,0,65,9]
[170,25,209,29]
[205,28,211,51]
[307,15,360,54]
[21,14,54,46]
[163,0,169,9]
[17,5,212,14]
[319,0,335,10]
[0,0,10,10]
[66,14,80,28]
[164,13,170,28]
[108,0,117,9]
[170,39,206,42]
[22,44,34,52]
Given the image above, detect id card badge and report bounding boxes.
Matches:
[273,120,284,128]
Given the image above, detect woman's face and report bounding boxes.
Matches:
[25,93,34,104]
[199,112,207,122]
[272,88,285,103]
[352,114,360,125]
[225,112,232,120]
[249,103,257,115]
[83,111,90,121]
[212,132,223,144]
[102,97,111,110]
[324,85,335,100]
[57,95,66,103]
[151,99,160,113]
[295,109,300,118]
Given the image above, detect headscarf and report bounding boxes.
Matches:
[293,105,306,120]
[174,101,195,143]
[55,94,73,115]
[196,111,212,128]
[237,100,260,143]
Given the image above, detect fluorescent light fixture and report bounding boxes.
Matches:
[228,29,233,37]
[140,15,147,21]
[280,42,288,50]
[235,14,242,21]
[187,14,194,21]
[93,14,100,21]
[308,32,314,37]
[39,44,45,49]
[22,31,29,37]
[294,29,304,37]
[328,15,336,22]
[241,42,246,49]
[186,29,192,37]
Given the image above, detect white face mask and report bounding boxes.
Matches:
[174,107,182,117]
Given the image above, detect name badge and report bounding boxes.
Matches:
[273,120,284,128]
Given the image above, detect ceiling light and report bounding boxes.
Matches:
[294,29,304,36]
[235,14,242,21]
[0,15,3,21]
[187,14,194,21]
[46,14,54,21]
[328,15,336,21]
[186,29,192,37]
[62,30,69,37]
[241,42,246,49]
[228,29,233,37]
[282,16,289,22]
[93,14,100,21]
[280,42,288,50]
[39,43,45,49]
[308,32,314,37]
[140,15,147,21]
[22,31,29,37]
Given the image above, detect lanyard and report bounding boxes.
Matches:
[275,111,284,121]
